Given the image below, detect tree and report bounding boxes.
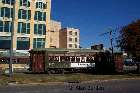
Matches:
[117,20,140,61]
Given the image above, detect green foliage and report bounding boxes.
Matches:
[117,20,140,60]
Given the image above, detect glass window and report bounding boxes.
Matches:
[22,10,26,19]
[75,44,77,48]
[22,23,26,33]
[18,9,22,19]
[38,12,42,21]
[0,21,3,32]
[1,7,4,17]
[11,8,13,18]
[17,22,30,34]
[36,2,47,9]
[0,36,11,49]
[36,2,43,9]
[11,0,15,5]
[26,23,30,34]
[43,12,46,21]
[2,0,15,5]
[34,24,46,35]
[1,7,13,18]
[34,24,38,34]
[34,11,37,20]
[4,21,10,32]
[0,21,12,32]
[69,38,72,41]
[75,32,78,36]
[34,11,45,21]
[69,44,72,47]
[5,7,10,18]
[43,24,46,35]
[27,0,30,7]
[17,37,30,50]
[20,0,30,7]
[28,10,31,19]
[75,38,77,42]
[43,3,47,9]
[18,9,31,20]
[38,24,42,34]
[69,31,72,35]
[33,38,45,48]
[33,38,37,48]
[18,22,22,33]
[9,22,12,32]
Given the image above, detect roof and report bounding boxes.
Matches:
[29,48,105,53]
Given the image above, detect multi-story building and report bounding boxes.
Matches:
[59,27,80,49]
[0,0,51,50]
[49,20,61,48]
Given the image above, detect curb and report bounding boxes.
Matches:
[6,78,140,86]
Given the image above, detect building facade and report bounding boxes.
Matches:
[49,20,61,48]
[0,0,51,50]
[59,28,80,49]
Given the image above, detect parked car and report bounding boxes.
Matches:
[123,58,137,72]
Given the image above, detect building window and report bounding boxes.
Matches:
[34,11,46,21]
[75,32,78,36]
[43,2,47,9]
[0,36,11,49]
[17,37,30,50]
[2,0,15,5]
[69,38,72,42]
[1,7,13,18]
[69,44,72,48]
[43,12,46,21]
[26,23,30,34]
[36,2,47,9]
[33,38,45,48]
[75,44,78,48]
[34,24,46,35]
[69,31,72,35]
[75,38,78,42]
[0,21,3,32]
[18,9,31,20]
[5,21,12,32]
[0,21,12,32]
[18,22,30,34]
[20,0,30,7]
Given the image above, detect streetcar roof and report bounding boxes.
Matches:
[29,48,105,53]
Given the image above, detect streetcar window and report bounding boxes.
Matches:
[65,56,70,62]
[76,57,80,62]
[49,56,54,61]
[54,56,59,62]
[70,56,75,62]
[60,56,65,62]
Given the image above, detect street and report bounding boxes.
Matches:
[0,79,140,93]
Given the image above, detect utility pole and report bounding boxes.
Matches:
[109,30,114,59]
[100,28,114,61]
[9,0,15,79]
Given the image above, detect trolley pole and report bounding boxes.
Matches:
[9,1,15,79]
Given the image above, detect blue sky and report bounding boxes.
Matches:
[51,0,140,48]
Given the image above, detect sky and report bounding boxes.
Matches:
[51,0,140,49]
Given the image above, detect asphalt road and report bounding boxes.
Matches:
[0,79,140,93]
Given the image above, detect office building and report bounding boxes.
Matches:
[0,0,51,50]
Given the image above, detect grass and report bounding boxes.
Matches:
[0,73,140,85]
